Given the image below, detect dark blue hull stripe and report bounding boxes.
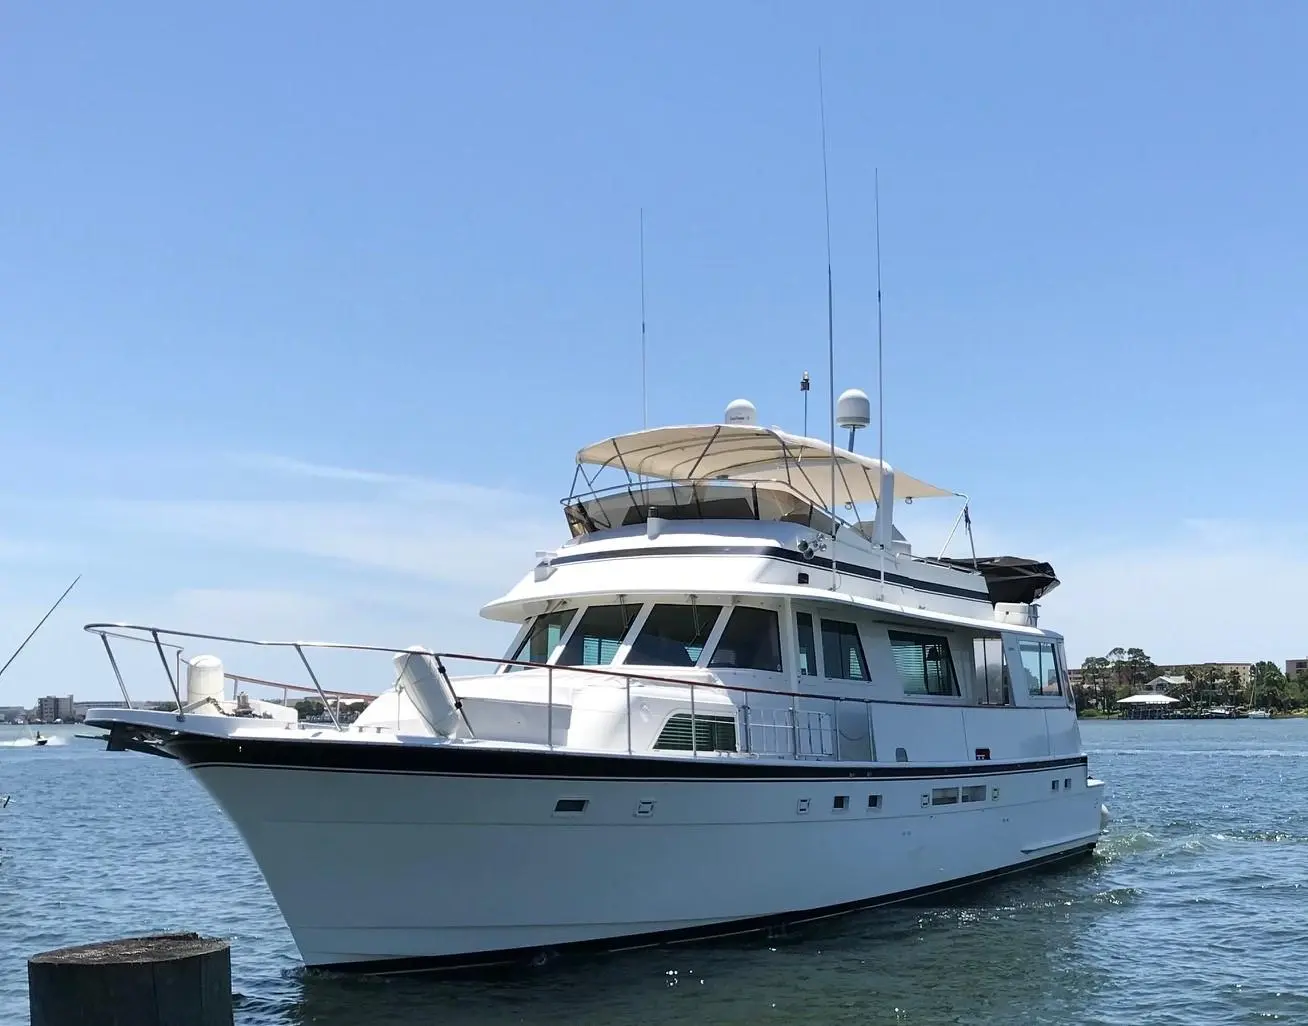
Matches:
[163,733,1087,781]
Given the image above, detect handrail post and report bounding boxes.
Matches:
[547,666,554,750]
[98,634,134,709]
[294,644,342,731]
[151,630,185,721]
[866,699,875,761]
[690,679,697,758]
[790,702,800,759]
[832,698,840,760]
[625,676,633,755]
[740,698,751,754]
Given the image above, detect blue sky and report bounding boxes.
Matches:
[2,2,1306,703]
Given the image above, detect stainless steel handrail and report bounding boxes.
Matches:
[559,478,844,534]
[82,622,876,759]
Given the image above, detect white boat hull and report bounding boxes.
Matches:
[176,736,1104,971]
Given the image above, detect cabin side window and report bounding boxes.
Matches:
[820,619,870,681]
[625,604,723,667]
[1019,639,1062,697]
[708,607,783,672]
[890,631,960,697]
[972,636,1011,704]
[795,612,818,676]
[556,603,641,667]
[506,608,577,671]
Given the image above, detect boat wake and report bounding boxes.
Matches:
[0,736,67,748]
[1089,748,1308,759]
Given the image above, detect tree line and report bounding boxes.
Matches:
[1078,648,1308,713]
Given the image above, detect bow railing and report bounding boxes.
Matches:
[82,623,879,760]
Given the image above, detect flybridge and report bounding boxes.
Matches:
[565,399,960,545]
[572,420,955,509]
[550,399,1061,618]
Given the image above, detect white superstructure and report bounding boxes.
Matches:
[85,401,1108,974]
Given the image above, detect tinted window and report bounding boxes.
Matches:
[820,619,870,680]
[972,636,1010,704]
[557,604,641,666]
[626,604,723,666]
[796,612,817,676]
[890,631,959,696]
[1019,640,1062,696]
[708,607,783,672]
[508,609,576,670]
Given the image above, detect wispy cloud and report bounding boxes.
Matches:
[94,496,557,591]
[226,453,538,507]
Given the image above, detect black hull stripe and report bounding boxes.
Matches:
[309,842,1099,976]
[546,544,991,601]
[164,733,1087,781]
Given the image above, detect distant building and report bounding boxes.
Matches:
[71,700,132,721]
[0,706,27,723]
[1286,659,1308,680]
[36,695,75,722]
[1142,675,1186,694]
[1156,662,1252,683]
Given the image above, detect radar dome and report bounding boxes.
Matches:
[724,398,757,425]
[836,388,871,430]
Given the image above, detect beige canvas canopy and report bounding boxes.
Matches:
[575,424,954,510]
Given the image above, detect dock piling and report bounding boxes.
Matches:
[28,932,232,1026]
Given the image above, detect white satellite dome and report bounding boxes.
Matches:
[836,388,871,431]
[724,398,757,426]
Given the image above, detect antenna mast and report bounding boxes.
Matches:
[875,170,884,488]
[818,51,839,590]
[0,574,81,683]
[800,371,810,436]
[640,207,648,430]
[874,170,886,594]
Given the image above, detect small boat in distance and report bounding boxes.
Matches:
[86,396,1110,974]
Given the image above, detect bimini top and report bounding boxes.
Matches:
[575,424,954,510]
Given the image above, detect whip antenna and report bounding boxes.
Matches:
[818,50,839,589]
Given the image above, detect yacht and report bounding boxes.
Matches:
[85,397,1109,974]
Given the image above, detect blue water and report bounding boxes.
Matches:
[3,719,1307,1025]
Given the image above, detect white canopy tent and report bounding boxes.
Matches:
[574,424,955,512]
[1116,694,1180,706]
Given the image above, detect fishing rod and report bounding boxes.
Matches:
[0,574,82,682]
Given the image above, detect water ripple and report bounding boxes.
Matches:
[4,719,1308,1025]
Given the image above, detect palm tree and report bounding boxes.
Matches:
[1224,668,1245,709]
[1251,661,1287,711]
[1165,673,1195,709]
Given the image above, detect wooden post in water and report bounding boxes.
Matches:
[28,933,232,1026]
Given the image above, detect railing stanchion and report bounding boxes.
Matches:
[625,676,633,756]
[832,698,840,760]
[690,680,697,758]
[866,700,875,761]
[741,699,751,754]
[294,644,342,731]
[151,630,185,721]
[99,634,134,709]
[790,703,800,759]
[547,666,554,750]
